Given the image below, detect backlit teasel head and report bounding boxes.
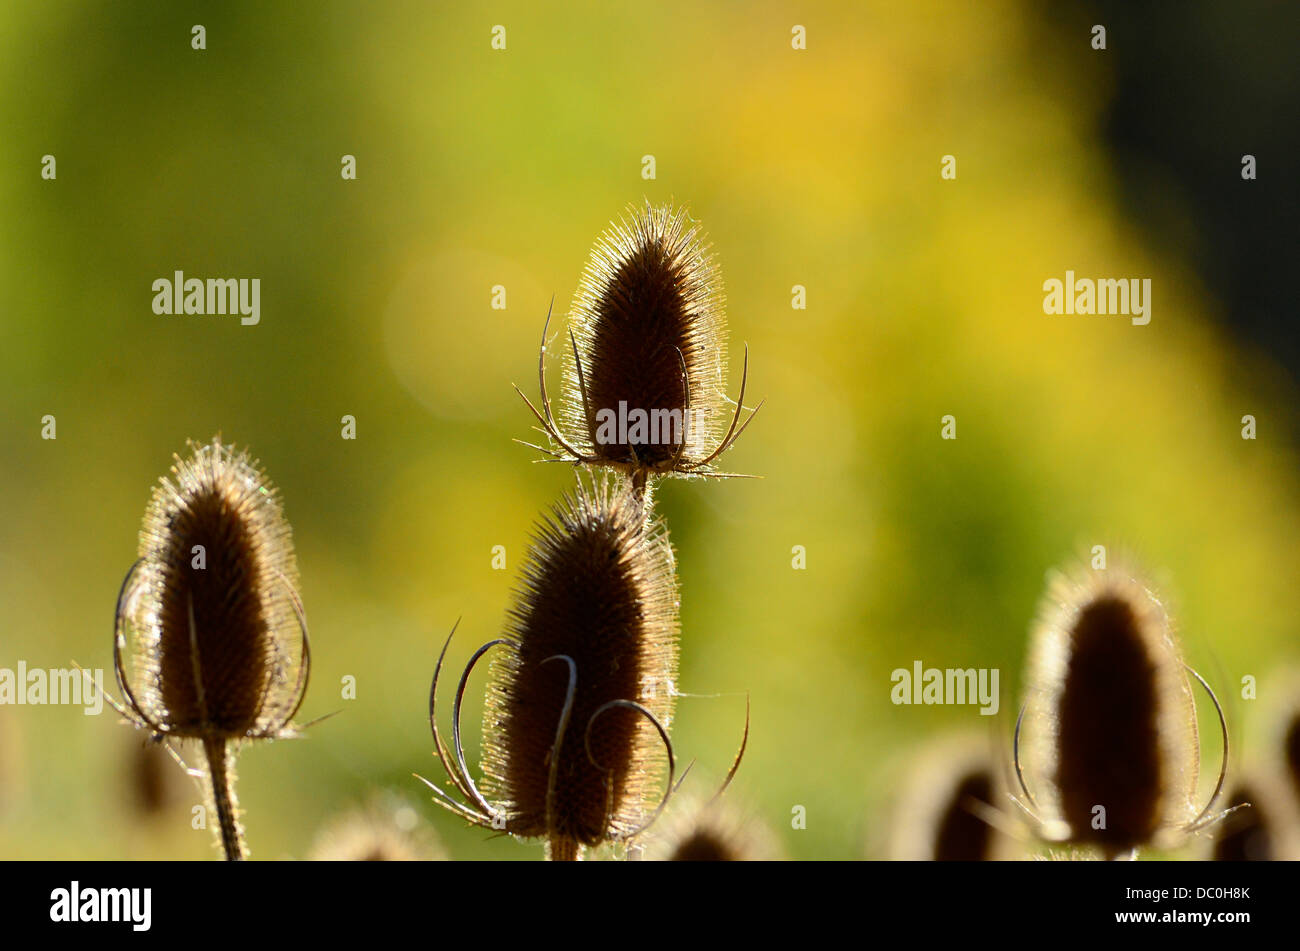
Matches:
[649,776,775,861]
[1013,566,1227,859]
[420,476,681,860]
[106,437,311,860]
[111,436,310,743]
[516,202,762,489]
[888,732,1012,861]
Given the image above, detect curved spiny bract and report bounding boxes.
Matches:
[1021,569,1199,858]
[482,476,679,858]
[122,436,308,741]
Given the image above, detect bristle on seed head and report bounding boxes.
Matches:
[1021,567,1199,857]
[480,475,679,856]
[117,437,308,741]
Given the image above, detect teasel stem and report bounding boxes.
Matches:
[548,835,580,862]
[203,736,245,861]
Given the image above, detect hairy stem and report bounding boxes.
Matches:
[547,834,580,861]
[203,736,245,861]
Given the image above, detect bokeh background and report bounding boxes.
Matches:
[1,1,1296,860]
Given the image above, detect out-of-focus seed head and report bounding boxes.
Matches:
[1022,568,1199,857]
[1210,781,1276,861]
[124,738,187,818]
[651,790,779,861]
[308,795,446,861]
[480,475,679,856]
[888,733,1011,861]
[117,437,308,741]
[1284,710,1300,804]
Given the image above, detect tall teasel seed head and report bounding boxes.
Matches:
[119,437,308,740]
[424,475,679,860]
[888,733,1011,861]
[110,437,311,859]
[1018,567,1213,858]
[518,202,761,483]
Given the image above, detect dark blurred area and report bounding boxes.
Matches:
[1041,1,1300,373]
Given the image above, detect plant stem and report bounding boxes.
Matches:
[203,736,245,861]
[548,835,580,861]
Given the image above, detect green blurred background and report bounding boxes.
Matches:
[1,1,1297,860]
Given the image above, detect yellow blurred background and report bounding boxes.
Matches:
[1,1,1296,859]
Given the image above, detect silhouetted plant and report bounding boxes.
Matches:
[1014,565,1227,859]
[101,437,311,860]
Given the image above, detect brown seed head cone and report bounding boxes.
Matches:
[482,476,678,848]
[127,437,303,739]
[1024,569,1198,856]
[563,202,728,472]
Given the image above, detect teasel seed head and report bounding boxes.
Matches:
[125,738,187,819]
[888,733,1011,861]
[1016,566,1223,858]
[1284,708,1300,805]
[308,795,446,861]
[115,436,309,741]
[423,475,679,860]
[651,788,779,861]
[516,202,761,485]
[108,436,311,859]
[1210,781,1277,861]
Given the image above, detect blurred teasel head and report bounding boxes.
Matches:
[113,436,310,742]
[308,794,446,862]
[1209,780,1282,861]
[422,475,679,860]
[517,202,761,487]
[888,733,1010,861]
[651,788,778,861]
[1015,566,1226,859]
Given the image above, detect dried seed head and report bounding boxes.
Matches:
[481,475,679,856]
[1210,782,1276,861]
[308,795,446,861]
[1022,568,1199,857]
[118,437,308,741]
[889,733,1009,861]
[563,202,727,473]
[652,791,779,861]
